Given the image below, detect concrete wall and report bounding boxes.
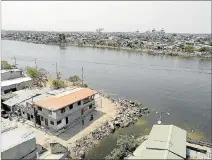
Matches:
[20,103,36,123]
[1,138,36,159]
[2,79,33,94]
[1,70,23,81]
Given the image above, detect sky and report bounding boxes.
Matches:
[1,1,211,33]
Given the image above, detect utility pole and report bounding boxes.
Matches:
[82,66,84,85]
[11,56,17,68]
[34,58,37,69]
[56,62,59,79]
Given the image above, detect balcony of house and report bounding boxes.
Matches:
[83,96,95,105]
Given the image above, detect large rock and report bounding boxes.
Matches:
[79,150,85,158]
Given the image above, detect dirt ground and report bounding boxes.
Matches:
[11,95,119,150]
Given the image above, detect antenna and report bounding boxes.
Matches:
[156,110,170,125]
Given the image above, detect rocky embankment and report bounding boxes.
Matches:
[71,93,150,158]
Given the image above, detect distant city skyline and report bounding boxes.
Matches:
[2,1,211,34]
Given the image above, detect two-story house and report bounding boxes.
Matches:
[20,88,97,132]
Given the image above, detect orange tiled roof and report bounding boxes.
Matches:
[35,88,97,111]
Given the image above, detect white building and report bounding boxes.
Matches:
[19,87,98,132]
[1,77,33,94]
[1,69,23,81]
[1,119,37,159]
[1,69,33,94]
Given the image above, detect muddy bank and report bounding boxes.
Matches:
[70,92,150,158]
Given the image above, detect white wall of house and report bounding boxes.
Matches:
[2,80,33,94]
[1,138,36,159]
[1,70,23,81]
[20,96,97,132]
[56,118,66,130]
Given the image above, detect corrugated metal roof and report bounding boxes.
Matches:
[2,88,50,107]
[146,125,186,158]
[1,77,32,87]
[130,125,186,159]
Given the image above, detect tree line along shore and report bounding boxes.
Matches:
[2,30,212,59]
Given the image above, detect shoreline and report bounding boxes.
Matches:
[2,38,212,60]
[70,91,150,158]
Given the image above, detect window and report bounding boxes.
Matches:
[50,121,54,125]
[31,115,33,119]
[89,104,92,109]
[40,116,44,121]
[38,107,42,111]
[78,101,81,106]
[22,112,25,115]
[69,104,73,110]
[61,108,65,113]
[57,120,61,125]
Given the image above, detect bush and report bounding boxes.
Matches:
[51,79,67,89]
[184,45,194,53]
[26,67,38,78]
[105,135,138,159]
[198,47,211,52]
[80,83,88,88]
[26,67,48,87]
[68,75,81,82]
[1,61,12,69]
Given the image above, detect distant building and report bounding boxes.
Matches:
[19,87,98,132]
[1,119,37,159]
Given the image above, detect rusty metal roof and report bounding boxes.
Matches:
[35,88,97,111]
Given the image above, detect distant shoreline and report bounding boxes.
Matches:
[3,38,212,60]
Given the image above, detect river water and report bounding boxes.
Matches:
[2,40,211,157]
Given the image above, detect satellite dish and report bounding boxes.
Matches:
[157,120,161,125]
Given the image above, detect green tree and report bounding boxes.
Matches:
[184,45,194,53]
[1,61,12,69]
[105,135,139,159]
[26,67,38,78]
[26,67,48,87]
[51,79,67,89]
[198,47,211,52]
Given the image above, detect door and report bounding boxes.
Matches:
[66,117,68,124]
[36,115,41,125]
[45,118,48,126]
[27,113,30,120]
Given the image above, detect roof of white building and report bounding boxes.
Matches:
[1,77,32,87]
[36,88,97,111]
[1,119,35,152]
[129,125,187,159]
[2,88,50,107]
[1,69,22,74]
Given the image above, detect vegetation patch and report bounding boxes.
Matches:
[1,60,12,69]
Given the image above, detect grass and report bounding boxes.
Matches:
[187,130,206,140]
[46,78,73,88]
[135,119,148,126]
